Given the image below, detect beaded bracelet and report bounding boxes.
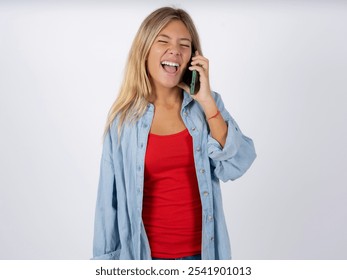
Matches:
[207,110,220,120]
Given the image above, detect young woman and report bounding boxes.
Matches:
[92,7,256,260]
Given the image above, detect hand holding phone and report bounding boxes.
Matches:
[180,51,200,95]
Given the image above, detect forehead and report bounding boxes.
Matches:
[158,20,191,40]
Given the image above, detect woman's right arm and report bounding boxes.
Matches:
[92,131,121,260]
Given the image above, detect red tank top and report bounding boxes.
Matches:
[142,128,202,259]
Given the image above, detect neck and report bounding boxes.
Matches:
[150,86,183,106]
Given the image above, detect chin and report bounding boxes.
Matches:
[161,79,181,89]
[151,73,183,91]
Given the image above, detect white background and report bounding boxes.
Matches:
[0,0,346,259]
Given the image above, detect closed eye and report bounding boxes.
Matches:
[158,40,168,43]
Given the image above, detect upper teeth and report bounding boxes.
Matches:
[161,61,179,67]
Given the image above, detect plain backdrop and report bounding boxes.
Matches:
[0,0,346,259]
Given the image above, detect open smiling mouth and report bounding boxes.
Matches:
[161,61,180,74]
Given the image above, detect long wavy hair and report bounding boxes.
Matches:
[104,7,202,138]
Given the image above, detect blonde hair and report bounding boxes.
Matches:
[104,7,202,138]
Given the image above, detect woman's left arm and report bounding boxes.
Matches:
[199,96,228,147]
[206,92,256,182]
[179,52,256,181]
[180,51,228,146]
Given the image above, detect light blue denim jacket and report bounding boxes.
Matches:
[92,91,256,260]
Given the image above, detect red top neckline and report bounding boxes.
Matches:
[149,128,188,137]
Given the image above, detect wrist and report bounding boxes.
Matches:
[198,95,215,109]
[207,110,220,120]
[199,100,218,117]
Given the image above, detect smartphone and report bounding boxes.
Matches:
[190,70,197,95]
[182,53,200,95]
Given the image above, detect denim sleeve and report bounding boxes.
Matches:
[92,130,120,260]
[208,92,256,182]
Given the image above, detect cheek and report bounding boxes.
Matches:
[147,47,161,64]
[146,52,160,74]
[181,56,192,70]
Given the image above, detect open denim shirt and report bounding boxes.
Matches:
[92,91,256,260]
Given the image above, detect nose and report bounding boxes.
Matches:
[168,44,181,56]
[169,49,180,56]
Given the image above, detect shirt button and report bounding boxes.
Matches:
[210,236,214,241]
[140,143,144,148]
[196,147,201,152]
[191,127,196,131]
[203,191,209,196]
[200,168,205,174]
[208,215,213,221]
[183,112,188,117]
[143,124,148,128]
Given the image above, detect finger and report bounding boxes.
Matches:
[192,62,207,70]
[191,57,208,65]
[191,58,209,70]
[189,65,204,73]
[189,63,208,73]
[192,52,207,61]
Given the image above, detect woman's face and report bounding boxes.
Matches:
[146,20,192,92]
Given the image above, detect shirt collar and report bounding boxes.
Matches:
[182,90,194,108]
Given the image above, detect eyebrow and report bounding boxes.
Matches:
[157,34,191,42]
